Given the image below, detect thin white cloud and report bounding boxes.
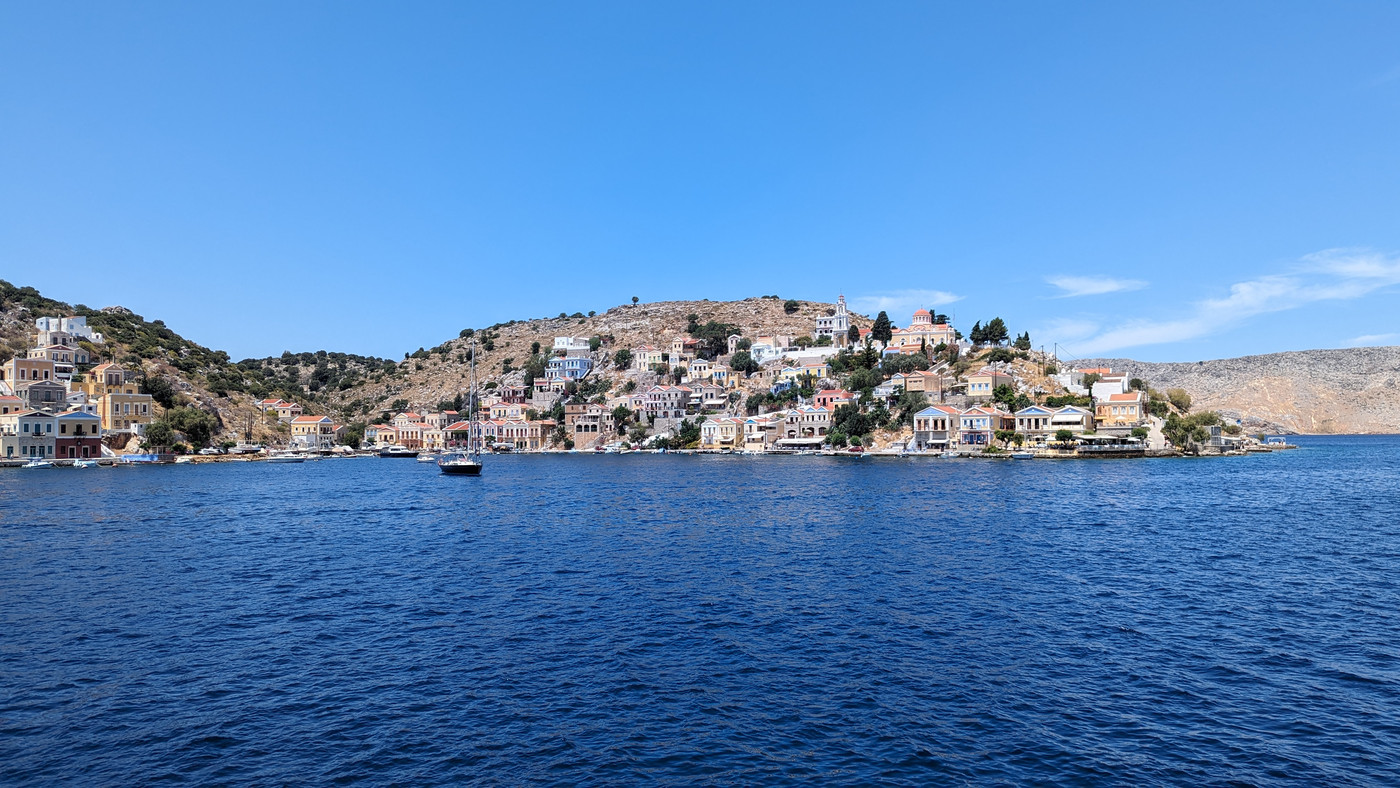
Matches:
[1054,248,1400,356]
[850,289,961,319]
[1344,333,1400,347]
[1369,64,1400,87]
[1046,275,1148,298]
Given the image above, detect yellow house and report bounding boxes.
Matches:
[99,391,155,434]
[290,415,336,449]
[77,363,155,434]
[1096,391,1146,426]
[1,357,57,387]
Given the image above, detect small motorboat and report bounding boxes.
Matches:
[416,454,438,463]
[267,450,305,463]
[73,459,98,468]
[22,458,56,469]
[1011,451,1035,459]
[378,445,420,458]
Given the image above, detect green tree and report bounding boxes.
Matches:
[847,324,861,344]
[589,336,602,352]
[1013,331,1032,351]
[140,373,178,409]
[1081,372,1102,389]
[783,299,800,314]
[984,317,1009,345]
[631,295,639,305]
[871,311,893,344]
[730,350,759,375]
[612,405,632,430]
[675,418,702,448]
[986,347,1015,364]
[1167,388,1193,413]
[530,341,541,354]
[612,348,633,369]
[969,321,983,345]
[689,320,742,358]
[847,367,882,393]
[992,384,1017,411]
[895,391,928,426]
[142,420,176,449]
[994,429,1017,448]
[1054,429,1075,445]
[342,423,365,449]
[166,407,218,448]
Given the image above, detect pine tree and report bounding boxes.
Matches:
[984,317,1009,345]
[871,311,893,344]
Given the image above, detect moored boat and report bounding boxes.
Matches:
[22,458,56,469]
[440,337,485,477]
[379,445,420,458]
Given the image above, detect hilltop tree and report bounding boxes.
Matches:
[1014,331,1032,351]
[969,321,983,345]
[784,299,800,314]
[871,311,893,344]
[631,296,639,305]
[984,317,1009,345]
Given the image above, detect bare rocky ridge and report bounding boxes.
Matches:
[1082,347,1400,434]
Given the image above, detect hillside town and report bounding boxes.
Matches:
[2,296,1272,465]
[356,295,1258,458]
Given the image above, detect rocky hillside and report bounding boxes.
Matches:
[1083,347,1400,434]
[1,280,312,445]
[303,296,870,418]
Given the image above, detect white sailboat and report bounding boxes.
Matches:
[439,338,483,476]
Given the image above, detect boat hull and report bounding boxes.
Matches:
[439,461,482,475]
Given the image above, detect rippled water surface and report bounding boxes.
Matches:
[3,436,1399,785]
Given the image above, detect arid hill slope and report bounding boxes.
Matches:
[1083,347,1400,433]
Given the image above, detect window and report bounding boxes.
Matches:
[23,423,30,433]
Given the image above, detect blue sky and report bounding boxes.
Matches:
[3,2,1399,362]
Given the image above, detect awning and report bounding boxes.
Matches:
[1050,415,1086,424]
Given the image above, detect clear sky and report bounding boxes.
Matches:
[3,2,1399,363]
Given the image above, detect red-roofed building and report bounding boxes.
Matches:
[1096,391,1146,427]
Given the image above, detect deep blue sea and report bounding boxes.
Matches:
[2,436,1399,785]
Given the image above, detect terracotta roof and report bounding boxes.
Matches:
[1106,392,1144,402]
[291,415,331,423]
